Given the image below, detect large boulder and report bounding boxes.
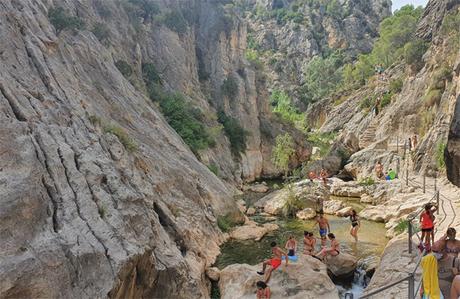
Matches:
[296,208,317,220]
[244,183,270,193]
[323,200,344,215]
[335,206,353,217]
[324,252,358,279]
[330,181,367,198]
[230,222,279,241]
[219,255,339,299]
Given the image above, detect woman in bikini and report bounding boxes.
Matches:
[433,228,460,297]
[349,210,360,242]
[315,233,339,261]
[303,231,316,255]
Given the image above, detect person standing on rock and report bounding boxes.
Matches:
[257,241,288,283]
[349,209,360,242]
[303,231,316,255]
[285,235,297,256]
[256,281,271,299]
[320,168,328,186]
[315,211,330,241]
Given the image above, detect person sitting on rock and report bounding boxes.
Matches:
[256,281,271,299]
[308,171,317,182]
[285,235,297,257]
[432,228,460,297]
[319,168,328,186]
[315,233,340,261]
[451,275,460,299]
[375,161,384,180]
[257,241,288,283]
[303,231,316,255]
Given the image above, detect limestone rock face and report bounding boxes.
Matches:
[323,200,344,215]
[219,255,339,299]
[0,1,241,298]
[230,222,279,241]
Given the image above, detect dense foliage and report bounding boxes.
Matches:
[270,90,305,130]
[272,133,295,176]
[48,7,85,34]
[218,112,248,155]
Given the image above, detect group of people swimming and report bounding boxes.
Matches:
[255,209,360,298]
[420,227,460,299]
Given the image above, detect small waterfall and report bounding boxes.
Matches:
[339,266,371,298]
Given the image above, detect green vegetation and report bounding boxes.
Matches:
[103,123,138,152]
[404,38,429,71]
[272,133,295,177]
[218,112,248,156]
[207,164,219,176]
[342,5,424,87]
[389,78,404,94]
[270,90,305,131]
[115,60,133,78]
[142,63,161,85]
[91,22,110,42]
[307,131,337,159]
[159,93,215,153]
[161,10,188,34]
[358,177,375,186]
[221,75,239,99]
[282,184,304,218]
[301,51,344,105]
[436,141,447,170]
[98,205,107,219]
[394,219,409,234]
[217,212,245,232]
[424,89,442,108]
[359,97,374,111]
[48,7,85,34]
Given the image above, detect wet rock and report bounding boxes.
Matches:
[325,252,358,279]
[230,223,279,241]
[296,208,317,220]
[219,255,339,299]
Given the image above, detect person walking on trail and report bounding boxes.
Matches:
[409,137,412,151]
[256,281,271,299]
[285,235,297,257]
[432,228,460,297]
[412,134,418,150]
[451,275,460,299]
[315,233,340,261]
[420,254,444,299]
[349,209,360,242]
[375,161,384,180]
[257,242,288,283]
[303,231,316,255]
[315,211,330,240]
[420,203,437,247]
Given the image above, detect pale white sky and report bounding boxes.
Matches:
[392,0,429,12]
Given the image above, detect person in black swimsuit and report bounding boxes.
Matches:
[349,209,360,242]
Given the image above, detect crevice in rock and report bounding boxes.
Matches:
[153,202,187,257]
[0,81,27,121]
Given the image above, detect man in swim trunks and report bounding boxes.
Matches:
[315,211,330,239]
[257,241,288,283]
[285,235,297,256]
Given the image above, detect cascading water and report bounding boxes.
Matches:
[339,266,372,298]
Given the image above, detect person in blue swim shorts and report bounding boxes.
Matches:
[315,210,330,243]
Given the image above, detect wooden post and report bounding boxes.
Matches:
[408,221,413,254]
[397,136,399,154]
[408,273,415,299]
[406,168,409,187]
[423,174,426,194]
[437,191,440,215]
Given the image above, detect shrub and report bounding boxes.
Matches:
[270,89,306,131]
[282,184,304,218]
[358,177,375,186]
[424,89,442,108]
[128,0,160,20]
[221,75,239,99]
[48,7,85,34]
[161,11,188,34]
[380,93,393,109]
[217,212,244,232]
[207,164,219,176]
[394,219,409,234]
[142,63,161,85]
[389,78,404,94]
[272,133,295,177]
[307,132,337,159]
[103,124,138,152]
[98,205,107,218]
[115,60,133,78]
[159,93,214,153]
[359,97,374,111]
[91,22,110,42]
[404,38,428,71]
[218,111,248,155]
[436,141,447,170]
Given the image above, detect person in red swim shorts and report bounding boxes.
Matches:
[420,203,437,247]
[257,241,288,283]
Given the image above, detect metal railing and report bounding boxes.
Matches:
[344,173,441,299]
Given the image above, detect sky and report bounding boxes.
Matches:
[392,0,429,12]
